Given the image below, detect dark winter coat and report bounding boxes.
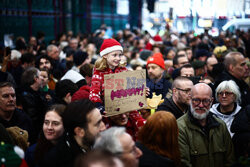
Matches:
[20,86,48,140]
[42,133,86,167]
[157,98,184,119]
[136,142,175,167]
[231,105,250,159]
[177,110,235,167]
[146,77,172,99]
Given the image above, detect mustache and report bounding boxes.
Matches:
[194,107,207,110]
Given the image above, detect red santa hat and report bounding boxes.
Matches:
[153,35,163,44]
[100,39,123,57]
[147,53,165,70]
[145,35,163,51]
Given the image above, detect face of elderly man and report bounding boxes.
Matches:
[190,83,213,120]
[118,133,142,167]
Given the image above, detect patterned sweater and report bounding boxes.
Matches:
[89,66,127,104]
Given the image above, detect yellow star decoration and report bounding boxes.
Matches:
[146,93,164,110]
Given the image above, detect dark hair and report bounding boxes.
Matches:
[15,38,27,50]
[47,104,66,117]
[80,64,93,77]
[63,99,95,135]
[173,54,186,67]
[55,79,78,99]
[73,50,88,66]
[20,53,35,64]
[35,54,52,69]
[179,63,193,74]
[184,47,191,51]
[0,82,14,89]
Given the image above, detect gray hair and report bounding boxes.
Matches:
[215,80,241,104]
[94,127,125,154]
[46,44,57,53]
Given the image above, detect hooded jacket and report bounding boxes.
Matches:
[210,103,241,137]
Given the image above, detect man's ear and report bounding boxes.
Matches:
[34,75,38,82]
[172,88,177,94]
[229,64,234,72]
[74,127,85,137]
[64,93,71,104]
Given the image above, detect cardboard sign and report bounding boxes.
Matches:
[104,69,147,116]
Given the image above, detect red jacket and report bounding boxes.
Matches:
[89,66,127,104]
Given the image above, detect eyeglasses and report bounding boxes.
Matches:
[116,145,138,156]
[217,91,234,96]
[192,98,211,107]
[176,87,191,94]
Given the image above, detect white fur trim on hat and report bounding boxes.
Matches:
[100,45,123,57]
[154,41,163,44]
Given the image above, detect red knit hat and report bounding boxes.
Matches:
[153,35,163,44]
[147,53,165,70]
[100,39,123,57]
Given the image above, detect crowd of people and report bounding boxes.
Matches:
[0,26,250,167]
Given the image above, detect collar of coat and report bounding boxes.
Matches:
[187,108,220,131]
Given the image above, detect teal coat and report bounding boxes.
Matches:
[177,111,235,167]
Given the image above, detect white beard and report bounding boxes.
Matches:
[190,102,210,120]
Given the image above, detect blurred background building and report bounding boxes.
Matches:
[0,0,249,43]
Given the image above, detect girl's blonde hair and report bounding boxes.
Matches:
[94,57,108,71]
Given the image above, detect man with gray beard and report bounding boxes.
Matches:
[177,83,235,167]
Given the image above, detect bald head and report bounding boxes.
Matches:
[224,52,248,80]
[191,83,212,98]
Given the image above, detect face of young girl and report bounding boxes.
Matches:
[43,110,64,143]
[104,50,122,69]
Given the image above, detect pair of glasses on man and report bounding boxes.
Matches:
[175,88,191,94]
[191,98,212,107]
